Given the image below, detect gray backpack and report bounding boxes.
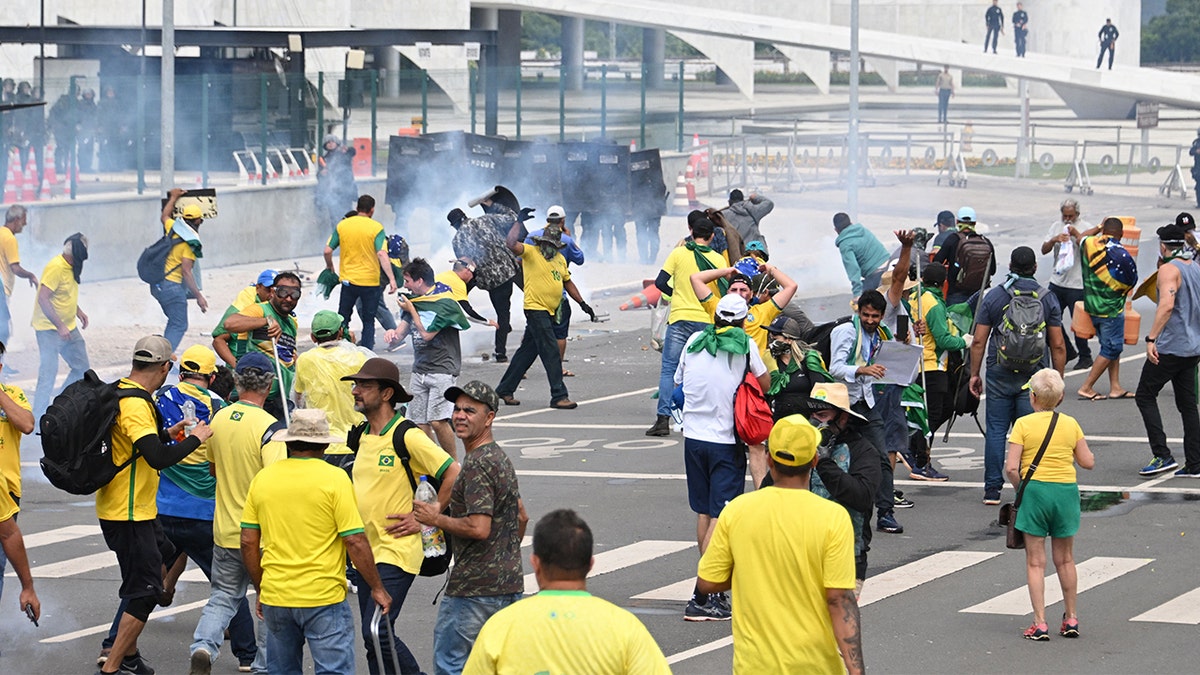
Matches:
[996,286,1047,374]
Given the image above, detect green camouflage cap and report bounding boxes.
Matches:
[444,380,500,412]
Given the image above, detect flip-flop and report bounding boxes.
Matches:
[1077,393,1107,401]
[563,370,576,377]
[1109,391,1135,399]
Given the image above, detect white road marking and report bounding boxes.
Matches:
[21,524,102,549]
[667,637,733,665]
[40,590,258,644]
[518,469,688,480]
[524,540,691,594]
[14,552,116,579]
[495,387,657,420]
[1130,588,1200,625]
[960,556,1153,616]
[494,423,657,429]
[631,579,695,602]
[858,551,1003,607]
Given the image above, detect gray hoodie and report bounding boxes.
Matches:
[724,195,774,247]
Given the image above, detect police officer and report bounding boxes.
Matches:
[1097,19,1119,70]
[984,0,1004,54]
[1012,3,1028,57]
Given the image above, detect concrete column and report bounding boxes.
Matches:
[561,16,584,91]
[161,0,175,188]
[380,47,401,97]
[497,10,522,90]
[642,28,664,89]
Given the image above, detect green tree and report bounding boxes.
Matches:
[1143,0,1200,63]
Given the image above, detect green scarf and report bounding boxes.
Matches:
[768,348,833,396]
[686,240,729,295]
[687,325,750,357]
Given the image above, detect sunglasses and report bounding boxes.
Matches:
[273,287,301,300]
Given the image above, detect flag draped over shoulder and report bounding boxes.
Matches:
[411,281,470,332]
[902,382,930,439]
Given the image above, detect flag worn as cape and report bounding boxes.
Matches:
[411,281,471,333]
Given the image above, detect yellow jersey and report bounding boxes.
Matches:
[31,255,79,332]
[0,226,20,296]
[352,415,453,574]
[242,457,365,607]
[208,401,286,548]
[0,383,31,498]
[329,215,386,287]
[436,270,470,302]
[698,487,855,675]
[95,381,163,522]
[162,220,197,284]
[519,245,570,315]
[464,590,672,675]
[662,245,724,324]
[1009,411,1086,484]
[293,342,370,455]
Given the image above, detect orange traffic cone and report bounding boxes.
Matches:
[42,144,57,199]
[684,165,698,208]
[671,172,689,215]
[22,154,38,201]
[2,153,18,204]
[619,283,662,310]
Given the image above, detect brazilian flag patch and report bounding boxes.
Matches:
[379,454,395,467]
[231,411,244,421]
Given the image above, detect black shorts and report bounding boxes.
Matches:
[99,519,176,600]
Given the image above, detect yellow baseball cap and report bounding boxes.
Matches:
[179,344,217,375]
[767,415,821,467]
[181,204,203,220]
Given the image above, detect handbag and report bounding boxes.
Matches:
[734,352,773,445]
[999,412,1059,550]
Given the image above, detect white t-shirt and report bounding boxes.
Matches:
[675,332,769,445]
[1046,219,1091,290]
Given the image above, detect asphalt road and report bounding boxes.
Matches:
[3,293,1199,675]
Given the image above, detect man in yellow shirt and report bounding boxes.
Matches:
[341,357,460,674]
[97,336,214,675]
[495,218,589,409]
[293,310,372,470]
[32,232,90,420]
[189,352,283,675]
[0,472,39,630]
[156,188,209,350]
[323,194,397,351]
[698,416,864,675]
[646,215,724,436]
[0,205,39,350]
[241,408,392,674]
[0,339,34,614]
[465,509,670,675]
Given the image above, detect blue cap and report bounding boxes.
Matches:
[256,269,278,287]
[956,206,976,223]
[745,240,767,252]
[235,352,274,374]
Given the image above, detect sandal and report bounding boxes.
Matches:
[563,370,575,377]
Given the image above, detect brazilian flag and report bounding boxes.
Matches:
[411,281,471,333]
[901,383,930,439]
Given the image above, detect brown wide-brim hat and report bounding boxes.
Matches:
[340,357,413,403]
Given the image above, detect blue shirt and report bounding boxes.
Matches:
[976,275,1063,369]
[525,228,585,266]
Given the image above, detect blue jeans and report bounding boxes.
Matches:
[339,282,384,350]
[872,385,905,514]
[150,280,189,351]
[656,320,708,417]
[262,599,356,675]
[191,546,267,674]
[432,593,521,675]
[101,516,257,663]
[984,366,1034,493]
[0,290,11,347]
[349,564,423,675]
[357,281,397,333]
[34,328,90,420]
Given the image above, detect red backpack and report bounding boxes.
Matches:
[734,353,773,445]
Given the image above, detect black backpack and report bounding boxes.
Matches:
[346,419,452,577]
[806,316,853,368]
[954,232,994,291]
[136,231,182,285]
[40,371,157,495]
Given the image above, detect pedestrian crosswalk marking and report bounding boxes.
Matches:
[1130,588,1200,625]
[15,552,116,579]
[21,524,101,549]
[858,551,1003,607]
[41,591,257,644]
[960,556,1153,616]
[632,579,695,602]
[524,539,692,595]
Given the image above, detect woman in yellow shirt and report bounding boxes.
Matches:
[1005,368,1095,642]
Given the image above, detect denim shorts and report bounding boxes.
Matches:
[1091,313,1125,360]
[684,437,747,518]
[1015,480,1080,539]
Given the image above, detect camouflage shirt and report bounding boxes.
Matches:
[452,213,519,291]
[446,442,523,597]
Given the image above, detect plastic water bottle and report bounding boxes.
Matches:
[181,400,198,439]
[415,476,447,557]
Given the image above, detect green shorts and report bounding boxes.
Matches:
[1015,480,1080,539]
